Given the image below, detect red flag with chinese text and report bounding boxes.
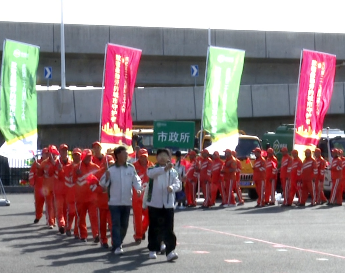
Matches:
[294,49,336,160]
[100,43,142,153]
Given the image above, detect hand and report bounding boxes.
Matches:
[164,163,173,172]
[105,170,110,181]
[137,190,142,196]
[76,169,82,176]
[167,186,173,193]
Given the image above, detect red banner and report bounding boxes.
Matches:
[294,49,336,156]
[100,44,142,151]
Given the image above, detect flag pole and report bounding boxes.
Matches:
[292,49,303,149]
[99,44,108,142]
[60,0,66,89]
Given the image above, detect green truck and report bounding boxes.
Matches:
[262,124,345,194]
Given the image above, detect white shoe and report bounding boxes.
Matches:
[114,247,124,255]
[179,205,186,210]
[160,243,166,254]
[48,225,54,229]
[149,251,157,259]
[166,250,178,262]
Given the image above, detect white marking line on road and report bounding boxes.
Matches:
[316,258,328,261]
[225,259,241,263]
[185,226,345,260]
[244,241,254,244]
[277,249,288,252]
[193,251,210,254]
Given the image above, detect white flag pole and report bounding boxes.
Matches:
[293,50,303,149]
[99,44,108,142]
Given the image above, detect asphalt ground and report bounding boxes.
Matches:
[1,194,345,273]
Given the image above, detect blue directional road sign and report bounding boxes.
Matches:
[44,67,52,79]
[191,65,199,77]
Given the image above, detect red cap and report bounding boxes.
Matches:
[59,144,68,151]
[331,148,339,154]
[340,149,344,155]
[92,141,102,148]
[42,147,49,154]
[314,148,321,153]
[188,151,197,156]
[48,145,60,156]
[201,149,209,154]
[72,148,82,155]
[267,148,274,154]
[231,151,237,157]
[213,151,220,156]
[305,149,312,153]
[83,149,93,156]
[138,148,148,157]
[252,147,262,153]
[281,147,288,152]
[224,149,232,153]
[292,149,298,155]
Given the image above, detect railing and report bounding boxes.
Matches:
[0,156,30,186]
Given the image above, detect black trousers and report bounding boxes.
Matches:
[148,206,176,255]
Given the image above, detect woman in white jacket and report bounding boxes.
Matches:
[146,148,181,262]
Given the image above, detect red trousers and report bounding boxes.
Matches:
[211,181,226,205]
[76,201,99,239]
[316,180,328,203]
[34,186,45,220]
[98,208,112,244]
[330,178,342,205]
[265,178,276,204]
[43,189,55,226]
[201,180,212,206]
[132,192,149,240]
[54,193,67,228]
[300,180,315,205]
[185,179,197,206]
[224,179,236,205]
[234,180,244,204]
[66,202,78,236]
[288,179,299,205]
[254,180,265,206]
[281,177,290,205]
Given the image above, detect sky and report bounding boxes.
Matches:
[1,0,345,33]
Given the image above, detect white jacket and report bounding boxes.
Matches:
[100,163,141,206]
[146,166,181,209]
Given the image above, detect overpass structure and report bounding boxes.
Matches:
[1,22,345,148]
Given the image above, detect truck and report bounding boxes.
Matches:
[262,124,345,194]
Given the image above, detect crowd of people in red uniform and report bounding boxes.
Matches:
[29,142,345,250]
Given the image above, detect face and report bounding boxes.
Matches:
[157,152,170,165]
[255,151,261,158]
[72,153,81,163]
[202,153,208,159]
[42,153,49,160]
[213,153,219,159]
[83,155,92,164]
[189,154,196,160]
[332,151,337,158]
[305,151,311,158]
[314,151,320,158]
[292,153,298,159]
[139,155,148,165]
[60,148,68,159]
[116,150,128,163]
[93,145,102,155]
[225,151,231,158]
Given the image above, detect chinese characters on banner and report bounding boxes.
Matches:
[153,121,195,149]
[294,49,336,159]
[100,44,142,152]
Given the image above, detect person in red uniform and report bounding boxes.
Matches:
[133,148,154,243]
[288,150,302,206]
[280,147,292,206]
[74,149,100,242]
[221,149,237,207]
[210,151,225,205]
[54,144,72,234]
[328,148,343,206]
[252,147,266,207]
[185,151,198,207]
[92,141,114,168]
[64,148,82,238]
[339,150,345,196]
[265,148,278,206]
[314,148,328,205]
[199,149,213,208]
[40,145,60,228]
[299,149,318,206]
[232,151,244,205]
[29,147,49,224]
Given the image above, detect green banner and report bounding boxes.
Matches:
[202,46,245,146]
[153,121,195,149]
[0,39,40,159]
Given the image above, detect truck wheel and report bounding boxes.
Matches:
[248,189,258,200]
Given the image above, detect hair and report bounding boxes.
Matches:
[175,150,181,157]
[114,146,127,160]
[156,148,170,157]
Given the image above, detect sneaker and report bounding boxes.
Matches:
[94,235,100,243]
[33,218,39,224]
[59,226,65,234]
[166,250,178,262]
[102,243,109,249]
[237,202,244,206]
[80,238,87,242]
[66,230,72,237]
[114,247,124,255]
[134,238,142,244]
[160,242,166,254]
[48,225,54,229]
[149,251,157,259]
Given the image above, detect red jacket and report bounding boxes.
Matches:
[301,157,317,181]
[290,157,302,182]
[315,156,326,182]
[134,160,155,186]
[186,158,199,182]
[199,157,212,182]
[212,158,224,183]
[222,156,237,182]
[55,158,72,195]
[92,154,115,168]
[266,155,278,180]
[280,155,292,179]
[29,158,43,188]
[331,157,342,180]
[253,156,266,181]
